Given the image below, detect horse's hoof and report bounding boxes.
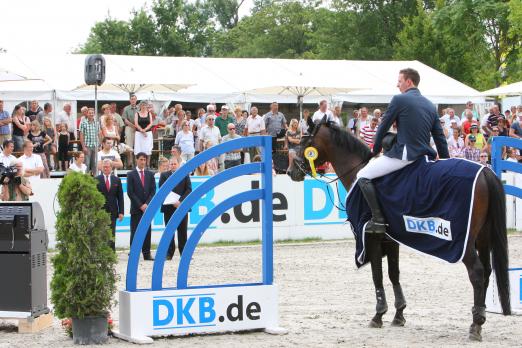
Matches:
[469,323,482,342]
[391,316,405,327]
[369,319,383,328]
[369,313,384,328]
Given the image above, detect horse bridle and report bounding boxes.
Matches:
[294,121,369,184]
[292,120,370,212]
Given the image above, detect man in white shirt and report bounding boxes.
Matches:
[56,103,76,134]
[97,137,123,173]
[20,140,44,182]
[245,107,266,136]
[332,105,344,127]
[244,106,266,162]
[441,108,461,132]
[199,115,221,149]
[312,100,334,123]
[0,140,16,167]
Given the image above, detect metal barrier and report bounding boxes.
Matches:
[115,136,285,342]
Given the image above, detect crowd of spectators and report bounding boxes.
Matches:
[0,95,520,200]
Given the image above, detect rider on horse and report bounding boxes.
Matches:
[357,68,450,234]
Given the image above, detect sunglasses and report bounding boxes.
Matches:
[480,155,487,158]
[228,127,236,130]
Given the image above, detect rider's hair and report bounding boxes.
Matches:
[399,68,420,86]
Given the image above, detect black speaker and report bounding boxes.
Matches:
[0,202,49,316]
[84,54,106,86]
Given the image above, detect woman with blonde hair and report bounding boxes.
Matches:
[285,118,301,172]
[27,120,52,178]
[203,140,218,173]
[155,156,170,179]
[175,120,195,162]
[194,161,214,176]
[43,117,57,171]
[100,104,120,143]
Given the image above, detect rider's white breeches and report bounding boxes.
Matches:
[357,155,414,180]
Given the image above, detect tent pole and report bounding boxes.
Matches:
[298,95,303,120]
[94,84,98,118]
[94,84,99,158]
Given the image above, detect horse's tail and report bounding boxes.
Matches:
[483,168,511,315]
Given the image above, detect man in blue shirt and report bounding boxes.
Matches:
[0,100,12,146]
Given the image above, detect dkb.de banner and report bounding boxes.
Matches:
[31,174,350,248]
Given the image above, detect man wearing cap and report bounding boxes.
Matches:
[356,68,449,234]
[466,124,485,150]
[214,105,235,137]
[464,135,480,162]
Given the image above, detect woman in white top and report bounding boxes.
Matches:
[193,108,206,152]
[447,128,465,158]
[69,152,87,174]
[175,120,195,162]
[134,102,154,167]
[100,104,120,144]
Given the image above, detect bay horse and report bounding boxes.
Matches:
[287,119,511,341]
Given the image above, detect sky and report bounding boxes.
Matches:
[0,0,253,55]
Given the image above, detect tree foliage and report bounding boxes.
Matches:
[78,0,522,90]
[51,172,117,319]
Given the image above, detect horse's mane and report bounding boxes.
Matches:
[326,122,372,161]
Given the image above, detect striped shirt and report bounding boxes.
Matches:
[360,125,378,147]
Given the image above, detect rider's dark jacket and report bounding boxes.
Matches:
[373,87,449,161]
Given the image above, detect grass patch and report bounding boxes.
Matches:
[507,228,520,235]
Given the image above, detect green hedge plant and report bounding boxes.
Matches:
[51,172,117,319]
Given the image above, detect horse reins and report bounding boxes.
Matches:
[293,121,370,212]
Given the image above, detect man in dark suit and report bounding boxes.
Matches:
[159,156,192,260]
[96,159,124,251]
[357,68,449,234]
[127,152,156,260]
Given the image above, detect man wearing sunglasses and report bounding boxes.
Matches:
[222,123,242,169]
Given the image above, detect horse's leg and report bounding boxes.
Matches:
[476,228,491,303]
[462,247,486,341]
[367,233,388,328]
[383,240,406,327]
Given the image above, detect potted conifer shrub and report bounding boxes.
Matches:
[51,172,117,345]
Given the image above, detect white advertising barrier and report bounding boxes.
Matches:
[502,172,516,229]
[118,285,278,341]
[30,174,351,248]
[485,268,522,315]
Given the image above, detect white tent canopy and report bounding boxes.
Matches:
[482,81,522,97]
[0,53,484,104]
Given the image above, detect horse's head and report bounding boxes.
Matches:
[288,115,331,182]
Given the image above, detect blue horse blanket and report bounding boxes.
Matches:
[346,157,484,268]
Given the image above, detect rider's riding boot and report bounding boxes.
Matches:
[358,178,387,234]
[375,288,388,314]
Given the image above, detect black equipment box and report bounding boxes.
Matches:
[0,202,49,316]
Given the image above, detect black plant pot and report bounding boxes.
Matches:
[72,316,108,345]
